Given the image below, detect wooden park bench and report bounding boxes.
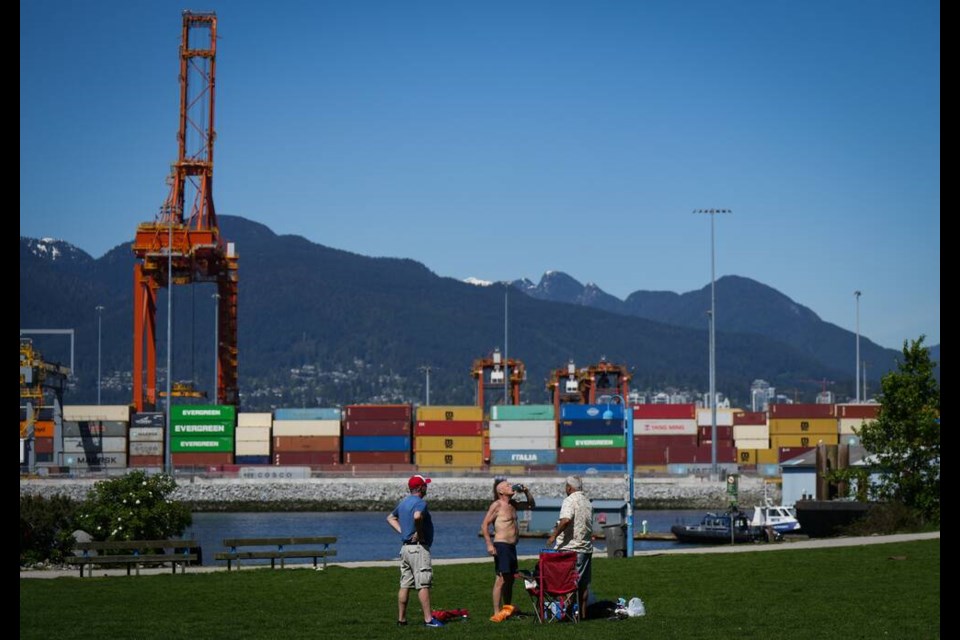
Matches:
[65,539,201,577]
[215,536,337,571]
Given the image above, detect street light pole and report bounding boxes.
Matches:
[419,365,432,405]
[212,293,220,404]
[165,220,173,475]
[96,305,104,404]
[854,291,862,402]
[694,209,731,473]
[602,395,634,557]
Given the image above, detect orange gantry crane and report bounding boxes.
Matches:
[547,357,631,417]
[471,348,525,408]
[131,12,238,412]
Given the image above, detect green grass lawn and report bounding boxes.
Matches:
[20,539,939,640]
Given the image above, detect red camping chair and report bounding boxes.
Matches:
[522,550,580,623]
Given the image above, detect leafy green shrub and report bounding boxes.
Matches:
[75,471,191,541]
[20,494,78,565]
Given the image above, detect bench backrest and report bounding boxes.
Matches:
[74,540,199,551]
[221,537,336,547]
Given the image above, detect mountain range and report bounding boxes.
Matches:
[20,216,933,409]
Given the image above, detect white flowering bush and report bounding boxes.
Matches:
[75,470,191,541]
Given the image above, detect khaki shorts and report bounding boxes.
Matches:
[399,544,433,589]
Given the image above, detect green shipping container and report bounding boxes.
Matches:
[171,405,236,424]
[170,436,234,453]
[171,422,235,438]
[490,404,556,421]
[560,435,627,448]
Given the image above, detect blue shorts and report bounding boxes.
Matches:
[493,542,518,575]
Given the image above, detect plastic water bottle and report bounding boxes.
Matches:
[627,597,646,617]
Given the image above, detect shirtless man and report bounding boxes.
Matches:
[482,479,536,621]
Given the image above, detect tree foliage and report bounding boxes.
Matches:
[75,471,192,541]
[858,336,940,523]
[20,494,78,565]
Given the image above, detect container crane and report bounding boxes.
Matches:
[19,338,70,470]
[471,347,525,410]
[131,11,238,411]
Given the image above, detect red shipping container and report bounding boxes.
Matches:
[344,404,412,421]
[273,436,340,452]
[557,448,626,464]
[342,420,411,436]
[633,435,699,449]
[632,404,696,419]
[699,439,735,449]
[129,455,164,466]
[33,437,54,454]
[274,451,339,465]
[698,426,733,440]
[633,448,668,465]
[172,453,234,466]
[838,404,880,419]
[343,451,412,464]
[778,447,814,463]
[415,421,483,436]
[734,412,767,425]
[769,404,836,419]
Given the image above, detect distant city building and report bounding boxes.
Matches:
[750,379,776,412]
[816,390,835,404]
[700,392,730,409]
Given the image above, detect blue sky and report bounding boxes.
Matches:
[20,1,939,349]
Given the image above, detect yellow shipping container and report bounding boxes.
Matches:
[769,418,839,436]
[416,451,485,468]
[634,465,668,475]
[771,434,839,449]
[756,448,779,464]
[415,406,484,422]
[414,436,483,452]
[839,418,876,435]
[737,449,757,465]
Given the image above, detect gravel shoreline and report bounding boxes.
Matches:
[20,474,776,511]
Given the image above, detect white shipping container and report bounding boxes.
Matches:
[235,440,271,456]
[489,435,557,450]
[129,441,164,456]
[488,420,555,439]
[129,427,164,442]
[236,426,271,441]
[696,409,734,427]
[839,418,876,435]
[735,438,771,450]
[237,413,273,428]
[62,405,131,422]
[271,420,340,437]
[634,419,697,436]
[62,436,127,453]
[733,424,770,440]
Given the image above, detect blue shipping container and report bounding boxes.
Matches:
[558,420,624,436]
[560,404,624,421]
[489,449,558,466]
[342,435,411,452]
[234,455,271,465]
[274,408,342,421]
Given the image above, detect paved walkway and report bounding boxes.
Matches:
[20,531,938,579]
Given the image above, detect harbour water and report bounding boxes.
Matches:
[185,509,706,566]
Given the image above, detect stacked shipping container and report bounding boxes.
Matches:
[272,408,341,466]
[633,403,699,466]
[170,405,235,467]
[557,404,626,473]
[129,411,165,467]
[414,406,484,469]
[236,413,272,464]
[62,405,130,469]
[342,404,413,466]
[488,404,557,471]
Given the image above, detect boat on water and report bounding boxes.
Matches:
[670,510,764,544]
[750,502,801,534]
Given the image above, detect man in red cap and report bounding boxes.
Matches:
[388,475,443,627]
